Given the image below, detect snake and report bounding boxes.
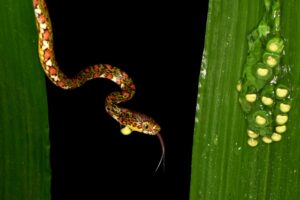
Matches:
[33,0,165,171]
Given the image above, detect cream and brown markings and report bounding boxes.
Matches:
[33,0,165,171]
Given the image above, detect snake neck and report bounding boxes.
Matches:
[105,91,136,126]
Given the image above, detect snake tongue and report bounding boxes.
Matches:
[154,132,165,173]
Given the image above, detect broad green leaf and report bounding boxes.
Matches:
[190,0,300,199]
[0,0,51,199]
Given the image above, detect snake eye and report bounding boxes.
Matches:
[143,123,149,130]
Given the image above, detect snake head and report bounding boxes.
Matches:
[129,111,161,135]
[119,108,160,135]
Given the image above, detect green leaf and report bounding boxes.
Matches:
[0,0,51,199]
[190,0,300,199]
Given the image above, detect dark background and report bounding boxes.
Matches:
[45,0,208,199]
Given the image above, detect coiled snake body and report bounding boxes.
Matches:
[33,0,165,171]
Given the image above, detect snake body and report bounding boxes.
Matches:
[33,0,164,170]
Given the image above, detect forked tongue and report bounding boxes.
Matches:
[154,132,165,173]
